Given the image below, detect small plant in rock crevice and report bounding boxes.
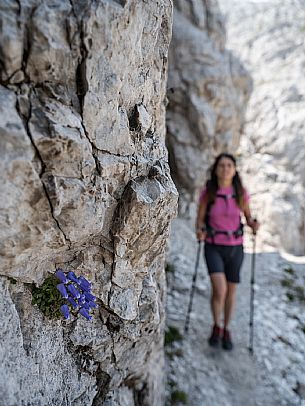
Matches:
[165,263,176,274]
[166,379,188,406]
[282,266,305,303]
[31,269,98,321]
[171,389,188,405]
[31,275,64,319]
[284,266,295,275]
[281,278,294,288]
[165,326,184,361]
[165,326,183,346]
[286,292,295,302]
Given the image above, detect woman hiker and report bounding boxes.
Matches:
[196,153,259,350]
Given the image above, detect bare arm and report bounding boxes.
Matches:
[196,197,208,241]
[243,202,259,233]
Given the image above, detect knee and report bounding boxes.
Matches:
[226,285,237,300]
[226,291,236,303]
[213,286,227,303]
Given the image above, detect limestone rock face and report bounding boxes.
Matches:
[0,1,177,405]
[219,0,305,255]
[166,0,252,214]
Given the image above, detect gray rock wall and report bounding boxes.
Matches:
[0,1,177,405]
[219,0,305,255]
[166,0,252,216]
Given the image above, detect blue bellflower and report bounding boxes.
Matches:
[67,284,81,299]
[67,297,78,309]
[67,271,79,284]
[79,276,91,287]
[57,283,68,299]
[55,269,68,284]
[55,269,97,321]
[60,304,70,319]
[79,307,92,321]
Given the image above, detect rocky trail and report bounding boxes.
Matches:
[166,221,305,405]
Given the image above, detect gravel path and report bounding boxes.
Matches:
[166,219,305,405]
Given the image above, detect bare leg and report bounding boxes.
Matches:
[224,282,237,328]
[210,273,227,326]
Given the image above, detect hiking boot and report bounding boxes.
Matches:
[222,328,233,351]
[208,324,222,347]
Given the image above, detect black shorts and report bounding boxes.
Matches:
[204,242,244,283]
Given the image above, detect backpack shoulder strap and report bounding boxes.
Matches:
[216,193,236,199]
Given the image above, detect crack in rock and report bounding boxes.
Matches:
[15,89,71,246]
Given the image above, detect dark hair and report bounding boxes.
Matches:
[206,153,245,209]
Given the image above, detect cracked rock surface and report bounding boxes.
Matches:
[0,1,177,405]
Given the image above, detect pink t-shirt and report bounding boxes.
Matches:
[199,185,250,246]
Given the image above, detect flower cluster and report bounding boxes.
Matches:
[55,269,98,321]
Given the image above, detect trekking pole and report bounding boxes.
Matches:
[249,223,257,355]
[184,240,202,334]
